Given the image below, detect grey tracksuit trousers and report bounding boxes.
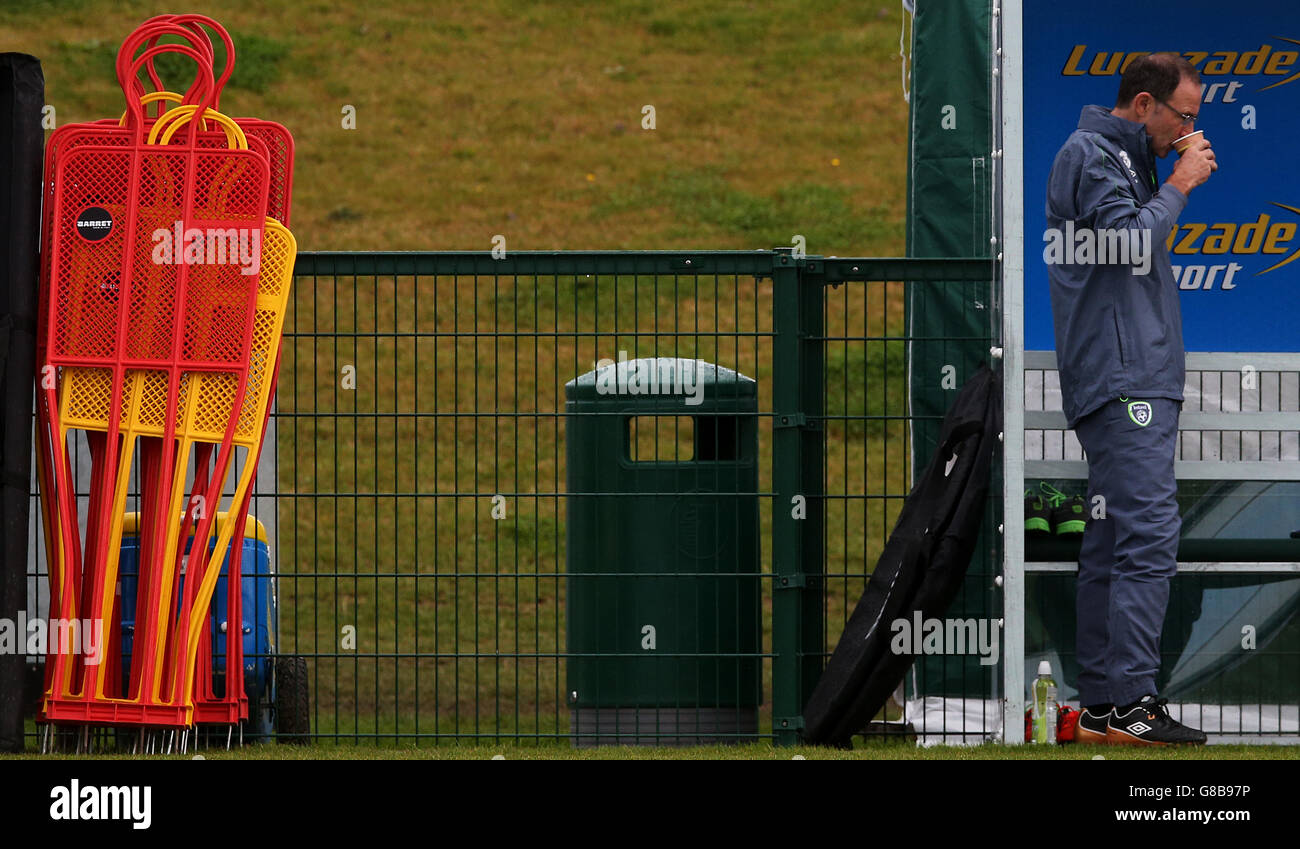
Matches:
[1072,396,1181,708]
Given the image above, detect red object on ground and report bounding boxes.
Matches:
[1057,705,1080,743]
[1023,704,1082,743]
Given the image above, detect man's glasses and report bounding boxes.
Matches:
[1155,97,1197,126]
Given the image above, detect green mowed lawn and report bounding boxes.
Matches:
[1,0,909,254]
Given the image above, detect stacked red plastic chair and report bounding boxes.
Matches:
[34,15,296,741]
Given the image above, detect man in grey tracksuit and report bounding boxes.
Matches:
[1045,53,1216,746]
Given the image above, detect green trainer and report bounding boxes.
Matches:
[1039,482,1087,534]
[1024,488,1052,534]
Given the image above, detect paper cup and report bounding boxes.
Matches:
[1174,130,1204,154]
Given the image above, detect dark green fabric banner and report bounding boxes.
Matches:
[904,0,999,701]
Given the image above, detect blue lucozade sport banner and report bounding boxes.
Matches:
[1024,2,1300,352]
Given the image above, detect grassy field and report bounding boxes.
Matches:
[1,0,909,253]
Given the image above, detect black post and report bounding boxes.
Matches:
[0,53,44,753]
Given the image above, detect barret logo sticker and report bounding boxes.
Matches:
[76,207,113,242]
[1128,400,1153,426]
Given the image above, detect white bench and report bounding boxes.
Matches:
[1022,350,1300,573]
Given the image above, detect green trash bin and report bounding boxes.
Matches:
[565,357,760,746]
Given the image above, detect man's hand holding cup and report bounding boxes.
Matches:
[1169,130,1216,195]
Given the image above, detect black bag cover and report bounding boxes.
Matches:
[803,363,1001,747]
[0,53,43,752]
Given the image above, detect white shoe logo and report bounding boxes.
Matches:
[1129,721,1152,735]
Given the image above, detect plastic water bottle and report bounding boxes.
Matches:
[1031,661,1058,744]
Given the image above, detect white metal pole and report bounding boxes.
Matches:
[997,0,1027,744]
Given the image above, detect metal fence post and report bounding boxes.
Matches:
[998,0,1027,744]
[771,250,824,745]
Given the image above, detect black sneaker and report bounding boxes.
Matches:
[1074,706,1111,745]
[1025,489,1051,534]
[1107,696,1208,746]
[1040,482,1086,534]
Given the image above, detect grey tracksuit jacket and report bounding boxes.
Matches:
[1046,105,1188,427]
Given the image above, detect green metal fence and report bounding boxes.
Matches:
[26,249,1300,748]
[273,250,996,745]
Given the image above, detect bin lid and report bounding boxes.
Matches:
[120,512,268,543]
[565,357,756,402]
